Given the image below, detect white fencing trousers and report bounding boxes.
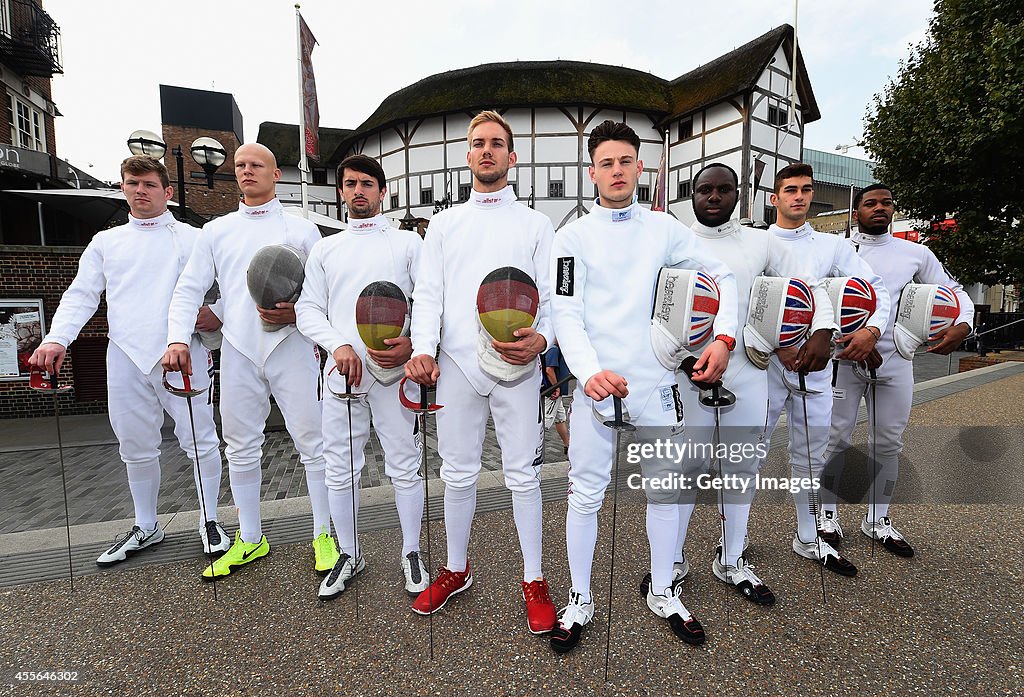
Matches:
[823,356,914,521]
[674,358,769,567]
[106,338,222,530]
[322,374,423,558]
[435,350,544,578]
[565,386,685,600]
[219,330,328,543]
[761,356,833,543]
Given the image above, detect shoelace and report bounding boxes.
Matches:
[435,567,467,592]
[109,525,145,551]
[653,592,692,621]
[820,513,844,535]
[524,580,551,605]
[405,552,423,584]
[874,517,904,541]
[204,520,222,546]
[731,560,765,587]
[558,592,591,626]
[327,553,353,584]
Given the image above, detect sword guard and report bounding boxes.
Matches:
[852,362,892,384]
[326,365,368,400]
[680,356,735,408]
[29,366,73,393]
[163,370,208,398]
[601,395,636,432]
[782,369,823,396]
[399,377,442,413]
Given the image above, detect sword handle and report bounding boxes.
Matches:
[420,384,429,411]
[613,395,623,423]
[869,367,878,382]
[182,373,192,394]
[798,372,808,392]
[344,373,350,395]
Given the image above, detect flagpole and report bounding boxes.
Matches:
[663,127,670,213]
[295,4,310,218]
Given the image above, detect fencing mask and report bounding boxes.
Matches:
[476,266,540,382]
[356,280,411,385]
[822,276,878,337]
[650,267,720,370]
[893,283,960,360]
[246,244,307,332]
[744,276,815,369]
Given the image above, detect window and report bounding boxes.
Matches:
[390,194,399,210]
[420,188,433,206]
[764,206,777,225]
[8,95,46,152]
[637,185,650,202]
[768,104,788,127]
[548,181,564,198]
[458,184,471,201]
[678,119,693,140]
[311,168,328,185]
[677,181,692,199]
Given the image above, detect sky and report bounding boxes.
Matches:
[44,0,934,183]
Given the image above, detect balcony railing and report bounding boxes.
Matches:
[0,0,63,77]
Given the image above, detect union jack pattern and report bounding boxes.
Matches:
[839,277,877,335]
[930,285,960,338]
[779,278,814,348]
[689,271,720,345]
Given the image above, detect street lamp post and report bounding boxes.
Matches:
[127,130,226,213]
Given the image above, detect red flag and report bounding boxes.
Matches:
[651,146,667,212]
[298,14,320,162]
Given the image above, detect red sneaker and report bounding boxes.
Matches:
[522,578,557,634]
[411,563,473,615]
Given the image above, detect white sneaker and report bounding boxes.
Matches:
[712,551,775,605]
[550,590,595,654]
[199,521,231,554]
[645,589,705,645]
[402,551,429,595]
[792,535,857,577]
[861,515,914,557]
[817,510,845,545]
[318,553,366,600]
[96,525,164,567]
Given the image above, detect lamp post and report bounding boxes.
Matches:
[127,130,226,213]
[835,142,859,237]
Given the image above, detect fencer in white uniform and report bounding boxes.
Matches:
[295,154,428,599]
[822,184,974,557]
[405,112,558,634]
[30,156,228,566]
[549,122,738,653]
[667,163,837,605]
[758,163,891,577]
[164,143,337,580]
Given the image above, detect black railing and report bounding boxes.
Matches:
[0,0,62,76]
[975,313,1024,356]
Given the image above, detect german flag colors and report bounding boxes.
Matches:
[476,267,539,343]
[356,281,409,351]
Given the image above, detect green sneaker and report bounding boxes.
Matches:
[313,531,340,573]
[202,531,270,580]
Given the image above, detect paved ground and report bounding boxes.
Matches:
[0,360,1021,694]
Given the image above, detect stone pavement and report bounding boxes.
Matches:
[0,364,1021,695]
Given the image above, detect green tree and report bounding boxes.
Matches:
[863,0,1024,286]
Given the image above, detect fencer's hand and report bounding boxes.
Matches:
[257,301,297,325]
[367,336,413,369]
[691,340,729,383]
[585,370,628,401]
[162,342,192,376]
[405,354,440,386]
[333,344,363,388]
[835,327,878,362]
[775,345,801,372]
[195,306,223,332]
[796,329,834,373]
[29,342,66,374]
[548,387,561,400]
[927,322,971,355]
[491,327,547,365]
[862,348,883,371]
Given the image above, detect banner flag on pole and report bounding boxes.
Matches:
[298,13,320,162]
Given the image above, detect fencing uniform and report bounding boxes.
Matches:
[168,198,329,546]
[758,222,890,547]
[410,185,553,582]
[823,230,974,526]
[44,210,223,535]
[295,214,424,562]
[550,200,737,604]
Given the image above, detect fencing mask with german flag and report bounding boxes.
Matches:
[476,266,540,382]
[355,281,411,385]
